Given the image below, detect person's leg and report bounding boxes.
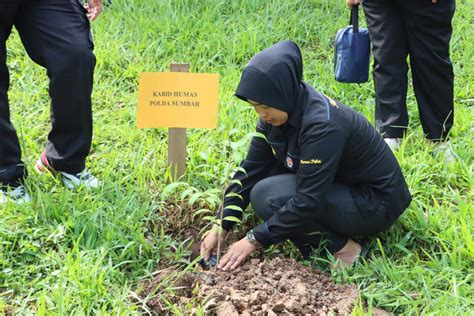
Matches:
[250,174,398,258]
[250,174,349,258]
[362,0,409,139]
[15,0,96,173]
[402,0,455,141]
[320,183,396,238]
[0,1,24,188]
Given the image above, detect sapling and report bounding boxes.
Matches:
[214,131,267,265]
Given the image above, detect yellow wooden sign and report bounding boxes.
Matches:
[137,72,219,128]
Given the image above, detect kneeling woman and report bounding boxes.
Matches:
[201,40,411,270]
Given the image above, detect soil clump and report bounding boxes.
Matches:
[139,257,358,315]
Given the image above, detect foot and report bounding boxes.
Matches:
[0,185,31,205]
[35,151,101,190]
[34,151,55,174]
[384,138,400,151]
[331,239,362,269]
[433,141,456,165]
[60,169,100,190]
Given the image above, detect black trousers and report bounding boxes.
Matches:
[363,0,455,141]
[250,174,396,258]
[0,0,95,187]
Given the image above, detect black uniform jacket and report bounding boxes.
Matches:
[222,41,411,247]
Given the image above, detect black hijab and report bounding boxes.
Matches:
[235,40,306,127]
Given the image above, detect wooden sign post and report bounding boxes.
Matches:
[168,63,189,181]
[136,66,219,182]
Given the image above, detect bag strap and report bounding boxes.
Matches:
[350,5,359,33]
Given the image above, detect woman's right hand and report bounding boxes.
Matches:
[200,225,229,260]
[346,0,360,7]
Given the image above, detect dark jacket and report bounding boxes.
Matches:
[222,41,411,247]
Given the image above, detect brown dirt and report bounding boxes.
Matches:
[139,257,358,315]
[141,204,362,314]
[370,307,391,316]
[0,305,13,316]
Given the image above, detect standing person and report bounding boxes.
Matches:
[200,41,412,270]
[346,0,456,159]
[0,0,103,204]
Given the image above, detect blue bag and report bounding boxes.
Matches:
[334,5,371,83]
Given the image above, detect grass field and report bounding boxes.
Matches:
[1,0,473,314]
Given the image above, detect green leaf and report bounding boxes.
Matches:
[180,188,197,200]
[205,188,221,195]
[205,196,220,207]
[161,182,188,199]
[189,192,203,206]
[229,179,242,187]
[193,208,213,217]
[225,192,243,201]
[223,216,242,223]
[225,205,243,212]
[234,167,248,176]
[203,216,220,224]
[248,131,267,141]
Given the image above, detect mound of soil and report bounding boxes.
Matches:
[200,257,357,315]
[140,257,358,315]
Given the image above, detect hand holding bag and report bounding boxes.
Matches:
[334,5,371,83]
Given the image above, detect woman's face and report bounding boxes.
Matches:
[248,99,288,126]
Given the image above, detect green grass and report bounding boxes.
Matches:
[1,0,473,314]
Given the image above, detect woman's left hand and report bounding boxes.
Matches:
[86,0,104,21]
[218,238,258,271]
